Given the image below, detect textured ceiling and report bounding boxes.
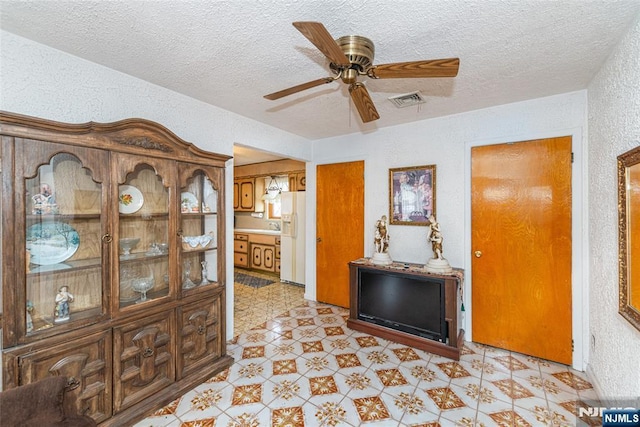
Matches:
[1,0,639,144]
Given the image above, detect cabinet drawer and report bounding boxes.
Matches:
[234,233,249,241]
[113,311,175,413]
[234,252,249,267]
[248,233,277,245]
[234,239,249,253]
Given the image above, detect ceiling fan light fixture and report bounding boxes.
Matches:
[388,91,426,108]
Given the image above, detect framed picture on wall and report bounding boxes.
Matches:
[389,164,436,226]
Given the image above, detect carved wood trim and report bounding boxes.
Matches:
[0,111,231,164]
[113,136,173,153]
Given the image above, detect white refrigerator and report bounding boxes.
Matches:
[280,191,306,285]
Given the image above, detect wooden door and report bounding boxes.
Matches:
[113,311,175,413]
[176,294,222,379]
[240,179,254,210]
[316,161,365,308]
[471,136,572,364]
[251,243,275,272]
[18,330,113,423]
[233,181,240,210]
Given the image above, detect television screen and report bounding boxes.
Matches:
[358,269,446,342]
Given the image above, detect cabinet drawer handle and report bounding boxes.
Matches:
[66,376,80,391]
[142,347,154,358]
[102,233,113,243]
[197,325,206,335]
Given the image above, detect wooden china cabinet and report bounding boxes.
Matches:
[0,112,233,426]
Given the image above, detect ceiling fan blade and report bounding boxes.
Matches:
[264,77,335,100]
[292,21,351,66]
[369,58,460,79]
[349,83,380,123]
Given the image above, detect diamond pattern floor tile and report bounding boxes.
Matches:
[133,269,596,427]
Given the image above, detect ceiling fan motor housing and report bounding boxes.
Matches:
[329,35,375,83]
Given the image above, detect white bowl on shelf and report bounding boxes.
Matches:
[181,232,214,250]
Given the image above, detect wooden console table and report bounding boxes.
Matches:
[347,258,465,360]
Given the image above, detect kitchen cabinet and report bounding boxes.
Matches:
[233,232,280,274]
[233,233,249,267]
[0,112,233,426]
[251,243,276,272]
[233,178,255,211]
[275,237,281,274]
[288,172,306,191]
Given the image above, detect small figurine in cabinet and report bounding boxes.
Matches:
[54,285,74,323]
[31,183,58,214]
[200,261,209,285]
[26,300,34,332]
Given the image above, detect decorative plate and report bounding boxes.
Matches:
[119,185,144,214]
[26,222,80,265]
[181,192,198,210]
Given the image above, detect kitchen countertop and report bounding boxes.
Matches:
[234,228,281,236]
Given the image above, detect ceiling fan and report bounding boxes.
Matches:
[264,21,460,123]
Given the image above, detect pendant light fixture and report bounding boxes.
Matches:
[261,176,282,201]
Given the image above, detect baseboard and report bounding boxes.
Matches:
[585,363,606,402]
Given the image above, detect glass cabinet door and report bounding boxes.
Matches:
[24,151,106,335]
[117,160,171,308]
[179,167,220,291]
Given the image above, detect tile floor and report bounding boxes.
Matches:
[135,271,599,427]
[232,270,305,337]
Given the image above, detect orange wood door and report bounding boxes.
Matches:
[471,136,572,364]
[316,161,364,308]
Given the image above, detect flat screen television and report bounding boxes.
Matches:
[357,269,447,342]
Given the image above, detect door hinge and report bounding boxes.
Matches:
[572,339,574,352]
[571,152,574,163]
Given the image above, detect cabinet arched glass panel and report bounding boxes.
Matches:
[25,153,103,333]
[118,163,170,306]
[180,170,219,290]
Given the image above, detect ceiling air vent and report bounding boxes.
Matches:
[388,91,426,108]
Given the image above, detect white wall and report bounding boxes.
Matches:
[586,15,640,402]
[0,31,313,338]
[309,91,589,369]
